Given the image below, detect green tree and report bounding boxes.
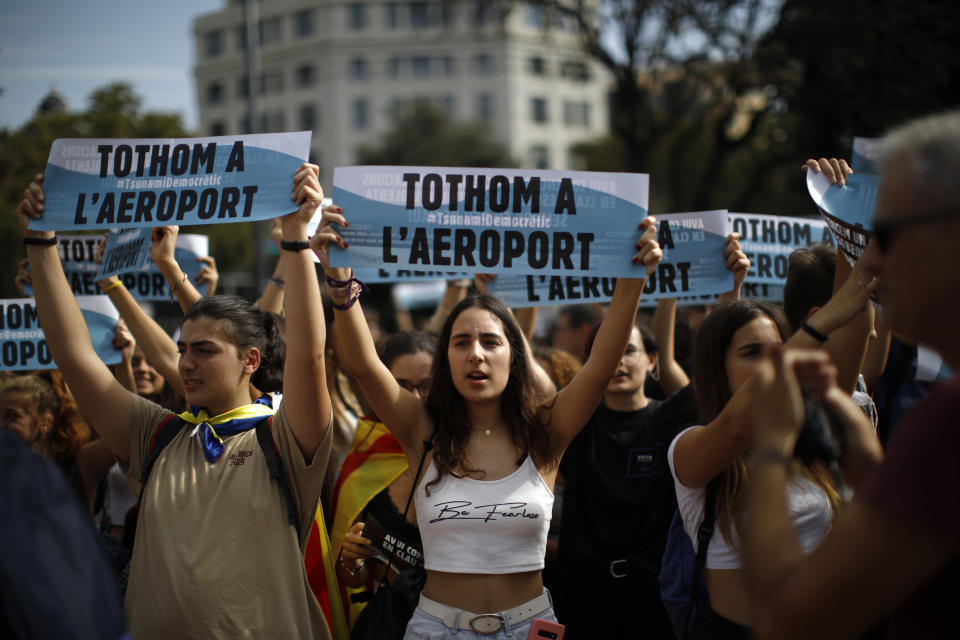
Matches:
[357,99,516,167]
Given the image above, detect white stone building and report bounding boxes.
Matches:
[193,0,610,186]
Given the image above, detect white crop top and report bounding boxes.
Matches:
[414,455,553,574]
[667,427,833,570]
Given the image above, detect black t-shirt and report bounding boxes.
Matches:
[558,385,699,583]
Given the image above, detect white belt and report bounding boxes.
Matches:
[418,591,552,635]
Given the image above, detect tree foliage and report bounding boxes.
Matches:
[356,99,516,167]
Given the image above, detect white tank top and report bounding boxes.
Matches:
[414,455,553,574]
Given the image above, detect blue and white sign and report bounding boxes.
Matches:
[485,210,732,308]
[355,268,472,284]
[33,132,311,231]
[331,167,650,277]
[807,170,880,264]
[851,137,881,174]
[729,213,834,286]
[0,296,121,371]
[96,228,152,278]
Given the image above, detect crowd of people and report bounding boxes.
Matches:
[1,110,957,640]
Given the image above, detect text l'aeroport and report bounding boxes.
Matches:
[384,172,595,270]
[72,142,258,225]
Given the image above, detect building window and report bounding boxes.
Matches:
[528,56,547,76]
[259,110,286,132]
[353,98,369,130]
[439,1,453,27]
[530,145,550,169]
[560,61,590,82]
[412,56,430,77]
[348,3,366,30]
[473,53,492,75]
[473,0,489,26]
[531,97,548,124]
[205,30,224,57]
[389,56,403,77]
[206,82,225,105]
[526,4,545,28]
[235,25,248,51]
[238,74,250,98]
[299,104,317,131]
[386,2,399,28]
[350,57,369,79]
[295,64,316,88]
[294,9,314,37]
[240,114,252,133]
[563,101,590,127]
[439,95,455,119]
[259,16,282,45]
[441,55,455,77]
[209,121,226,137]
[261,69,284,94]
[476,93,493,122]
[410,1,429,28]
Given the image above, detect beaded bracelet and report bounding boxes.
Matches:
[326,271,369,310]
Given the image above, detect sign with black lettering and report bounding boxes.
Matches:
[32,133,310,231]
[807,170,879,264]
[361,510,423,572]
[728,213,834,286]
[0,297,121,371]
[331,166,649,277]
[485,210,731,307]
[26,233,208,301]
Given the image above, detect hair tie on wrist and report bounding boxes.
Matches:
[326,271,368,310]
[800,320,829,343]
[100,280,123,294]
[23,236,57,246]
[280,240,310,252]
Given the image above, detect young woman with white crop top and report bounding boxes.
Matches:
[668,301,840,638]
[313,206,662,638]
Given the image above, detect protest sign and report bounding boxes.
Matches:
[330,167,650,278]
[729,213,834,286]
[33,132,311,231]
[485,210,731,308]
[0,296,120,371]
[96,228,152,278]
[355,268,471,284]
[806,170,879,264]
[26,232,209,301]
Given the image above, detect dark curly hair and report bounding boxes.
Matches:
[184,295,286,393]
[423,295,552,495]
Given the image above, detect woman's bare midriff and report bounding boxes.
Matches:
[421,569,544,613]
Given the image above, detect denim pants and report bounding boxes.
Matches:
[403,595,560,639]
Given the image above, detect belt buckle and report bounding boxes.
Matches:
[609,558,629,578]
[468,613,505,635]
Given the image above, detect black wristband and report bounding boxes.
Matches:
[280,240,310,252]
[23,236,57,246]
[800,320,829,343]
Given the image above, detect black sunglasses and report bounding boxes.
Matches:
[872,209,959,253]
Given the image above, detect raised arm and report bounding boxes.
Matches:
[310,206,430,455]
[279,163,333,457]
[717,232,751,305]
[741,347,940,640]
[17,174,136,462]
[149,225,204,314]
[651,298,690,396]
[544,217,662,452]
[255,219,287,315]
[96,275,184,398]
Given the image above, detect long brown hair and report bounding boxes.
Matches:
[423,295,552,495]
[691,301,839,544]
[2,372,90,462]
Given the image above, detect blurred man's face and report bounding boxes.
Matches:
[861,156,959,342]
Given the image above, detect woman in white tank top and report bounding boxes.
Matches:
[314,207,663,638]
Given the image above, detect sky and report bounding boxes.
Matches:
[0,0,224,132]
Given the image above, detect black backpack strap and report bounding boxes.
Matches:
[137,413,182,506]
[683,481,719,639]
[254,415,302,540]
